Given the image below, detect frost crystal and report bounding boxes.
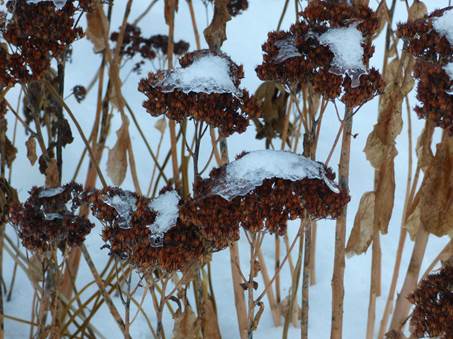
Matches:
[211,150,339,200]
[103,193,137,229]
[147,191,180,247]
[39,187,65,198]
[156,55,240,96]
[433,8,453,45]
[26,0,67,9]
[319,25,366,87]
[274,36,302,63]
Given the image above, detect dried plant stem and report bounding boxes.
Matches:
[257,249,280,326]
[187,0,201,49]
[366,233,381,339]
[301,221,312,339]
[230,242,248,339]
[389,226,429,335]
[330,110,353,339]
[282,221,304,339]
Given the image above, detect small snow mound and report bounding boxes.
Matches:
[274,36,302,63]
[319,25,366,87]
[26,0,67,9]
[211,150,339,200]
[103,193,137,229]
[147,191,180,247]
[433,9,453,45]
[156,55,240,96]
[39,187,65,198]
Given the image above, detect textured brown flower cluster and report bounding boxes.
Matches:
[397,7,452,64]
[9,182,94,253]
[138,49,257,136]
[413,61,453,135]
[87,187,206,273]
[0,0,84,86]
[408,264,453,339]
[180,152,350,250]
[110,24,189,73]
[255,0,384,108]
[398,7,453,135]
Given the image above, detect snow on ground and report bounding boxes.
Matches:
[2,1,451,338]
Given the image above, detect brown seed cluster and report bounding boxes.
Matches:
[138,49,257,136]
[180,152,350,249]
[110,24,189,73]
[397,7,453,64]
[87,187,206,273]
[413,60,453,135]
[0,0,83,86]
[255,0,384,108]
[398,7,453,135]
[9,182,94,253]
[408,264,453,338]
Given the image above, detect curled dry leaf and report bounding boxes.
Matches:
[415,123,434,172]
[26,136,37,166]
[86,5,109,53]
[171,305,201,339]
[364,56,414,234]
[346,191,375,256]
[203,0,231,50]
[107,119,129,186]
[164,0,179,25]
[408,0,427,22]
[374,0,390,39]
[201,293,222,339]
[414,137,453,237]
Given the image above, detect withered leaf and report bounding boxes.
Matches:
[107,119,129,186]
[374,0,389,38]
[5,136,17,168]
[26,136,37,165]
[201,295,222,339]
[406,202,421,240]
[347,192,376,256]
[86,6,109,53]
[164,0,179,25]
[416,137,453,237]
[171,305,201,339]
[204,0,231,50]
[154,117,167,134]
[408,0,427,22]
[416,123,434,171]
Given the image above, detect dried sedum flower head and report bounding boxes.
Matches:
[408,264,453,339]
[206,0,248,17]
[88,187,206,273]
[181,150,350,246]
[1,0,83,85]
[255,0,384,108]
[138,49,257,136]
[9,182,94,253]
[397,7,453,64]
[414,60,453,135]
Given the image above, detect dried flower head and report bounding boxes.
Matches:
[1,0,83,85]
[414,60,453,135]
[181,151,349,246]
[255,0,384,108]
[88,187,206,273]
[72,85,87,103]
[408,264,453,338]
[9,182,94,253]
[139,49,257,136]
[397,7,453,64]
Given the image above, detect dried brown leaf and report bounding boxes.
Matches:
[154,117,167,134]
[203,0,231,50]
[417,137,453,237]
[416,124,434,171]
[26,136,37,166]
[374,0,389,38]
[164,0,179,25]
[4,136,16,168]
[408,0,427,22]
[86,6,109,53]
[171,306,201,339]
[28,254,44,284]
[406,202,421,240]
[107,119,129,186]
[201,295,222,339]
[347,192,376,256]
[45,158,59,188]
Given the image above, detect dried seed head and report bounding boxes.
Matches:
[256,0,384,108]
[10,182,94,253]
[138,49,258,136]
[408,264,453,338]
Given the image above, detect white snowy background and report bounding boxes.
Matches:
[2,1,451,338]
